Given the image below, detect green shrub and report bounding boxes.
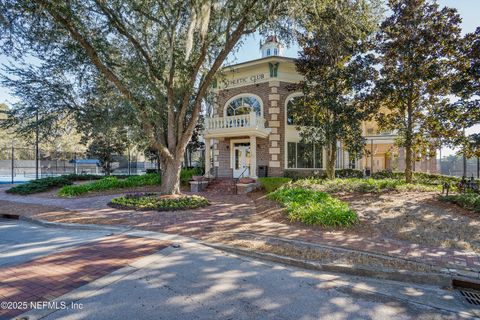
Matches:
[6,174,102,195]
[269,186,357,227]
[440,193,480,213]
[335,169,363,178]
[284,169,326,180]
[180,167,203,185]
[291,178,438,193]
[59,174,161,197]
[258,177,292,193]
[371,170,471,187]
[109,193,209,211]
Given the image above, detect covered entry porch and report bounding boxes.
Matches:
[203,113,271,179]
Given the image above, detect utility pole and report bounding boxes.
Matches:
[11,142,14,184]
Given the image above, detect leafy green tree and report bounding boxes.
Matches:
[1,0,292,194]
[290,0,380,179]
[466,133,480,159]
[374,0,464,182]
[86,134,128,175]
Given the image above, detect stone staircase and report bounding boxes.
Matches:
[205,178,236,195]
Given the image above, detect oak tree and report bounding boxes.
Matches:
[1,0,291,193]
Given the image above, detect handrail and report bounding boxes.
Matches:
[233,166,250,194]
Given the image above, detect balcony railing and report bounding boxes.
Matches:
[203,112,270,138]
[205,112,266,131]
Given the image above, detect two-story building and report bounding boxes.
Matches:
[203,36,437,179]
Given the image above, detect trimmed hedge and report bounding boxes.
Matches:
[258,177,292,193]
[6,174,102,195]
[371,170,474,186]
[335,169,363,178]
[292,178,439,193]
[59,174,161,197]
[109,193,209,211]
[269,186,358,227]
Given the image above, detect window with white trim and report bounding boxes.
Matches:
[226,96,262,117]
[287,142,323,169]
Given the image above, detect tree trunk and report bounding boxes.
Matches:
[405,144,413,183]
[160,156,183,194]
[405,100,414,183]
[325,140,337,179]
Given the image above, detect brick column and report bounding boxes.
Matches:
[268,81,281,171]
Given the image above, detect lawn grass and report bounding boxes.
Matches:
[59,174,161,197]
[6,174,102,195]
[269,186,358,227]
[439,192,480,213]
[258,177,292,193]
[109,193,209,211]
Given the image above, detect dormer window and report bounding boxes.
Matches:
[266,49,271,56]
[274,48,278,55]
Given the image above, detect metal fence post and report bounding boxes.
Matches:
[11,145,14,184]
[74,152,77,174]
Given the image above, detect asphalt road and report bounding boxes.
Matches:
[1,220,477,320]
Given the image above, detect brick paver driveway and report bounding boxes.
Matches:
[0,220,169,320]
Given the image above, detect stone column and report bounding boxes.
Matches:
[250,135,258,179]
[268,81,281,171]
[204,138,211,177]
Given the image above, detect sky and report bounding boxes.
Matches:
[0,0,478,155]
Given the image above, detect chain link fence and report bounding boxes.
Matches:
[0,147,158,184]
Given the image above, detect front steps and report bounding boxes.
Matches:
[204,178,236,195]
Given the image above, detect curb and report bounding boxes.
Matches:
[230,231,480,280]
[19,215,132,233]
[205,242,454,288]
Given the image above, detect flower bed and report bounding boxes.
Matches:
[108,193,210,211]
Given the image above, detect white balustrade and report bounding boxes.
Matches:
[205,112,265,131]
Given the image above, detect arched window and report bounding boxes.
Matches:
[286,95,302,125]
[273,48,278,55]
[225,96,262,117]
[266,49,271,56]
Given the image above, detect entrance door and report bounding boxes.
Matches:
[233,143,251,178]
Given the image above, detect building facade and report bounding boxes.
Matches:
[203,38,437,179]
